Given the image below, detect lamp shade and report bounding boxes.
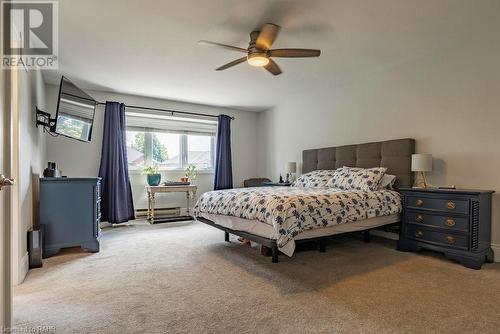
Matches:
[286,162,297,173]
[411,154,432,172]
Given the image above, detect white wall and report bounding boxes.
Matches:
[12,68,46,284]
[257,27,500,252]
[44,85,259,212]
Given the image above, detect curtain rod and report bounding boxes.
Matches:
[96,102,235,120]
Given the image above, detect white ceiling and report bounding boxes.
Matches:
[43,0,497,111]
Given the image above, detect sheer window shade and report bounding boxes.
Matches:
[125,110,217,135]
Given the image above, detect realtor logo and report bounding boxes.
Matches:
[1,0,58,69]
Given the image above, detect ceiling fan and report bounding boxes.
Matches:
[199,23,321,76]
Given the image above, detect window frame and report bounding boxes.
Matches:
[126,127,216,174]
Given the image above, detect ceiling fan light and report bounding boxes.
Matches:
[247,53,269,67]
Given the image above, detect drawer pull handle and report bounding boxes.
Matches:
[445,219,456,227]
[415,214,424,223]
[446,201,456,210]
[446,236,456,244]
[415,230,423,238]
[416,199,424,207]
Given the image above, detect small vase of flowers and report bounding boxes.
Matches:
[184,165,198,183]
[143,165,161,186]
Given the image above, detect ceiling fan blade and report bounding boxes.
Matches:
[198,40,248,53]
[215,57,247,71]
[269,49,321,58]
[256,23,281,50]
[263,59,282,76]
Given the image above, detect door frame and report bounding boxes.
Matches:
[1,56,13,330]
[1,0,13,327]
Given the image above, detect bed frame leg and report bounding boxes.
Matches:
[364,230,371,243]
[271,244,279,263]
[319,239,326,252]
[224,231,230,242]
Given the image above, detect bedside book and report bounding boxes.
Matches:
[162,181,190,186]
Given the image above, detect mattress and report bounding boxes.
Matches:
[198,212,400,256]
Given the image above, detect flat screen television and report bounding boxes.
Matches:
[54,76,96,142]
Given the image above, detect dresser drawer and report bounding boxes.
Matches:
[405,211,469,232]
[406,196,469,214]
[406,224,468,250]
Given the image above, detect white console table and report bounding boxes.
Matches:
[146,185,197,224]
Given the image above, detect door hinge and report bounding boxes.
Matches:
[0,174,15,191]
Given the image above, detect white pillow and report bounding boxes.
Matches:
[326,167,387,191]
[378,174,397,190]
[291,169,336,188]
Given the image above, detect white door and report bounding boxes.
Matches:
[1,52,14,328]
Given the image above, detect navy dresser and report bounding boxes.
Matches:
[398,188,494,269]
[39,177,101,258]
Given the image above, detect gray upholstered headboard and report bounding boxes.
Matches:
[302,138,415,188]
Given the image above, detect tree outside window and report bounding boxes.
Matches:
[130,133,168,163]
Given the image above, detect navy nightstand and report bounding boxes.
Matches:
[398,188,494,269]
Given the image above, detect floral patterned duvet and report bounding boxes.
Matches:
[194,186,402,253]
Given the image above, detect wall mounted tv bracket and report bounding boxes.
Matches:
[36,106,56,132]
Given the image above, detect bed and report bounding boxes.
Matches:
[195,138,415,262]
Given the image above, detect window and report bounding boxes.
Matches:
[125,111,217,171]
[126,130,146,168]
[154,133,181,169]
[187,134,215,169]
[126,131,215,170]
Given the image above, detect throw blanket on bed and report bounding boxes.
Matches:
[194,187,402,251]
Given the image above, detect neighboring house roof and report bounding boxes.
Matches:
[162,151,211,167]
[127,147,145,165]
[127,149,211,167]
[187,151,211,165]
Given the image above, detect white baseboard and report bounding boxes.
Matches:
[100,221,112,228]
[491,243,500,263]
[14,252,29,285]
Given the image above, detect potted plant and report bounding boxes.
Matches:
[184,165,198,183]
[143,165,161,186]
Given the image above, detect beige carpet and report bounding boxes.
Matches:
[14,221,500,334]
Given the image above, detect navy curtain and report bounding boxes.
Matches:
[214,114,233,190]
[98,102,135,223]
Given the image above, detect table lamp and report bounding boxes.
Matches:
[411,154,432,188]
[286,162,297,183]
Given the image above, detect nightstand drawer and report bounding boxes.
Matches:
[406,224,468,250]
[406,196,469,214]
[405,211,469,231]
